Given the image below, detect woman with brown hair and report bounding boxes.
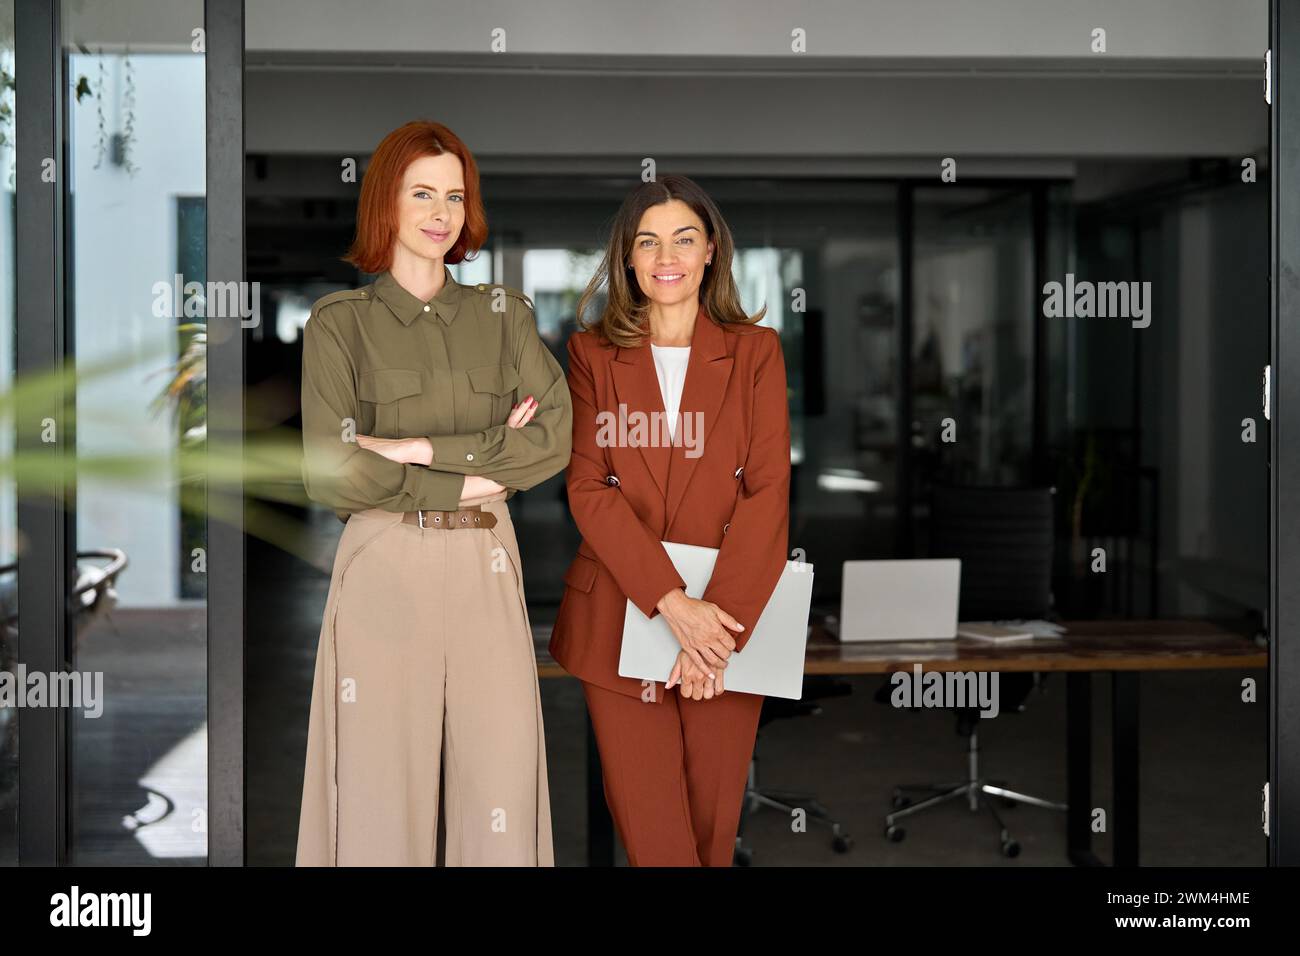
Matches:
[295,120,571,866]
[549,174,791,866]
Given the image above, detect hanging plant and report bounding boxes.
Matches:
[118,45,137,176]
[92,51,107,170]
[0,44,141,185]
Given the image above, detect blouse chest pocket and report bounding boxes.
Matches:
[465,363,522,426]
[358,368,424,437]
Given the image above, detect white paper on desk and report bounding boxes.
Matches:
[981,619,1067,638]
[957,622,1035,642]
[618,540,814,700]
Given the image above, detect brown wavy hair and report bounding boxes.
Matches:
[343,120,488,274]
[576,174,764,348]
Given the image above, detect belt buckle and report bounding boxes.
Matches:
[418,509,428,529]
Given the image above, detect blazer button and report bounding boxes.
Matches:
[723,522,730,534]
[734,466,744,479]
[605,474,619,487]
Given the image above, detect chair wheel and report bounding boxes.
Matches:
[1001,839,1021,858]
[891,794,913,810]
[885,825,905,843]
[832,834,853,854]
[733,847,753,867]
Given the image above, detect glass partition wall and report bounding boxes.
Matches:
[61,0,208,864]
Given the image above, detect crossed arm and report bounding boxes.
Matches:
[413,302,573,490]
[300,311,468,513]
[301,302,572,514]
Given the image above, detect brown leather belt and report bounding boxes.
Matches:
[401,504,497,530]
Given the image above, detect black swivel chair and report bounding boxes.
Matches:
[733,676,856,866]
[881,485,1067,858]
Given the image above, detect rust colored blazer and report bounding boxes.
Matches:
[549,305,791,701]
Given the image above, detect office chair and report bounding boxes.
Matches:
[734,675,855,866]
[881,485,1067,858]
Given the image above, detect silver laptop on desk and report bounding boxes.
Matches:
[838,559,961,642]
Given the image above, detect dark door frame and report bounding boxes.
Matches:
[12,0,248,865]
[1270,0,1299,866]
[14,0,71,866]
[205,0,247,868]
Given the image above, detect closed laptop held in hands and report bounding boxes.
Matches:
[618,540,814,699]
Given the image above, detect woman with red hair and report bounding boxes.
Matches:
[295,121,571,866]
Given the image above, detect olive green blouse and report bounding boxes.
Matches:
[300,265,573,521]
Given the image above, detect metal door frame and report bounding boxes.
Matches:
[12,0,247,865]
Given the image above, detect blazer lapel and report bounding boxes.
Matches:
[610,340,671,498]
[665,308,733,530]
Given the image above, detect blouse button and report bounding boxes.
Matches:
[423,305,431,312]
[723,522,730,534]
[466,453,475,461]
[605,474,619,487]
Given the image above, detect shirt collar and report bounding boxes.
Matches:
[372,265,463,326]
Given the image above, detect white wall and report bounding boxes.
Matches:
[244,0,1264,60]
[61,0,1267,61]
[69,52,206,607]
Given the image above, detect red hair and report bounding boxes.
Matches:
[343,120,488,274]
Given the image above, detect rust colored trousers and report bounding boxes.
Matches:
[581,679,764,866]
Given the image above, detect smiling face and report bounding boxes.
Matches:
[629,199,715,309]
[394,152,466,264]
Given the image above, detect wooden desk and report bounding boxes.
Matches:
[801,618,1266,673]
[535,618,1267,866]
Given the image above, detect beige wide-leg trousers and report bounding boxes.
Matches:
[296,491,554,866]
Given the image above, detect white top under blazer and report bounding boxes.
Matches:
[650,344,690,442]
